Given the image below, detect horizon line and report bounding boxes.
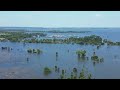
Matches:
[0,26,120,28]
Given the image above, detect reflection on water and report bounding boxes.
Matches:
[0,30,120,79]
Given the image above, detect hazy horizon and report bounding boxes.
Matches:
[1,26,120,28]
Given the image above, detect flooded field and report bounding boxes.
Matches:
[0,29,120,79]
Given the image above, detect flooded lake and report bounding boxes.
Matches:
[0,29,120,79]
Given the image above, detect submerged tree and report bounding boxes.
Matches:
[87,74,92,79]
[62,70,65,75]
[55,66,58,72]
[93,51,96,56]
[44,67,52,75]
[59,67,92,79]
[76,50,86,58]
[91,55,99,61]
[56,52,58,61]
[91,51,104,63]
[79,69,86,79]
[1,47,7,50]
[99,58,104,62]
[97,45,101,49]
[27,49,32,53]
[73,68,77,73]
[56,52,58,57]
[27,48,42,54]
[36,49,42,54]
[71,72,74,79]
[76,50,87,61]
[27,57,29,62]
[33,49,37,53]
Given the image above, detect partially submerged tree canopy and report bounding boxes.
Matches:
[76,50,86,57]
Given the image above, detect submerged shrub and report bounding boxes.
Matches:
[36,49,42,54]
[27,49,32,53]
[44,67,52,75]
[73,68,77,73]
[62,70,65,75]
[99,58,104,62]
[76,50,86,57]
[91,55,99,61]
[60,74,64,79]
[55,66,58,72]
[27,48,42,54]
[91,53,104,63]
[88,74,92,79]
[33,49,37,53]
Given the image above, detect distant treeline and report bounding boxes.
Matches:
[0,31,47,42]
[0,29,26,32]
[0,28,91,33]
[46,30,91,33]
[1,31,120,46]
[26,30,91,33]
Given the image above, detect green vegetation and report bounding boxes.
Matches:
[44,67,52,75]
[36,49,41,54]
[47,30,91,33]
[27,49,42,54]
[69,35,103,45]
[23,35,105,45]
[73,68,77,73]
[0,31,46,42]
[54,66,60,72]
[60,67,92,79]
[91,55,99,61]
[62,70,65,75]
[91,56,104,62]
[55,66,58,72]
[103,39,120,46]
[0,31,120,47]
[76,50,86,57]
[0,31,112,79]
[91,52,104,62]
[79,68,92,79]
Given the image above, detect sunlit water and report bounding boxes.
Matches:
[0,29,120,79]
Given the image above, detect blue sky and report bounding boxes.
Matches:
[0,11,119,27]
